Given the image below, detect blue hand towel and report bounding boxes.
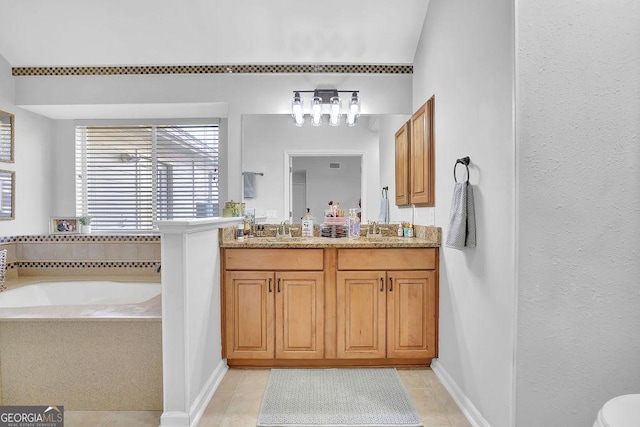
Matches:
[243,172,256,199]
[378,198,389,223]
[445,182,476,249]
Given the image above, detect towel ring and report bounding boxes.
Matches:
[453,157,471,183]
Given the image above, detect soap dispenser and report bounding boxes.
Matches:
[302,208,315,237]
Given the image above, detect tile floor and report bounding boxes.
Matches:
[65,368,470,427]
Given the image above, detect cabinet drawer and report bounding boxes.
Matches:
[225,249,324,271]
[338,248,436,270]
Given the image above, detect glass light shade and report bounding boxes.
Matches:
[329,96,341,126]
[311,96,323,126]
[291,92,304,126]
[346,92,360,127]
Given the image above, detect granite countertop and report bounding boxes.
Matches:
[219,225,441,249]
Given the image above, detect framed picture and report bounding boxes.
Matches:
[50,217,80,234]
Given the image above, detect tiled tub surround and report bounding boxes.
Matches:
[0,234,162,411]
[0,234,161,278]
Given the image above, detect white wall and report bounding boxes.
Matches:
[0,53,53,236]
[13,73,411,215]
[413,0,515,426]
[516,1,640,425]
[158,219,236,426]
[242,115,380,222]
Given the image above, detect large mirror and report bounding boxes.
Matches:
[0,169,15,220]
[0,110,14,163]
[242,114,376,222]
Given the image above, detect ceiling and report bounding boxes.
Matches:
[0,0,429,68]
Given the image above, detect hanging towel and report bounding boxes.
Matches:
[378,198,389,223]
[243,172,256,199]
[445,182,476,249]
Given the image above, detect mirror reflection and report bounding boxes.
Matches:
[241,114,377,222]
[0,110,14,163]
[0,170,14,220]
[291,155,361,224]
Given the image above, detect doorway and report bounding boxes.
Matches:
[287,154,363,224]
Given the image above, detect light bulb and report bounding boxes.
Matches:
[311,96,323,126]
[346,92,360,127]
[329,96,341,126]
[291,92,304,126]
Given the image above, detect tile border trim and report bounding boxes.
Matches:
[0,235,160,243]
[12,63,413,77]
[16,261,158,269]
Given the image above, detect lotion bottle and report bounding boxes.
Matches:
[302,208,314,237]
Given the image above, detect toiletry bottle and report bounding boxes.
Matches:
[302,208,314,237]
[348,208,360,239]
[243,216,251,237]
[397,224,404,237]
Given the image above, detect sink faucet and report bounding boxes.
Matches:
[367,221,379,237]
[279,220,291,238]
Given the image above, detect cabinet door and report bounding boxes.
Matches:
[410,96,435,206]
[225,271,275,359]
[275,272,324,359]
[336,271,387,358]
[395,121,410,206]
[386,270,437,358]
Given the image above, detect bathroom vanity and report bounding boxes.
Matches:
[220,229,440,367]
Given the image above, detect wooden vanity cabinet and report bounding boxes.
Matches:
[222,246,438,367]
[223,249,324,361]
[336,248,438,360]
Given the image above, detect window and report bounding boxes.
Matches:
[76,124,219,231]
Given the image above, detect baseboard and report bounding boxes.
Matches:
[431,359,491,427]
[189,359,229,427]
[159,412,190,427]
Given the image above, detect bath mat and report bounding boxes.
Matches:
[257,368,423,427]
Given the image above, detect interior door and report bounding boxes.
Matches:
[292,171,307,223]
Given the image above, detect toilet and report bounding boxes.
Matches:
[594,394,640,427]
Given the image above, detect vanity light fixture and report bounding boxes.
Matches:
[291,90,360,127]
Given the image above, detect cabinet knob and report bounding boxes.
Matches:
[380,277,384,292]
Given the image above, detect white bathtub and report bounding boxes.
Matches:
[0,281,161,309]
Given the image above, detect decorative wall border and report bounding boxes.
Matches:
[10,235,160,243]
[16,261,158,269]
[12,63,413,77]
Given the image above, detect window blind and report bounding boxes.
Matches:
[76,124,219,231]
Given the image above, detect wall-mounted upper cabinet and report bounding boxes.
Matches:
[395,96,435,207]
[394,121,410,206]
